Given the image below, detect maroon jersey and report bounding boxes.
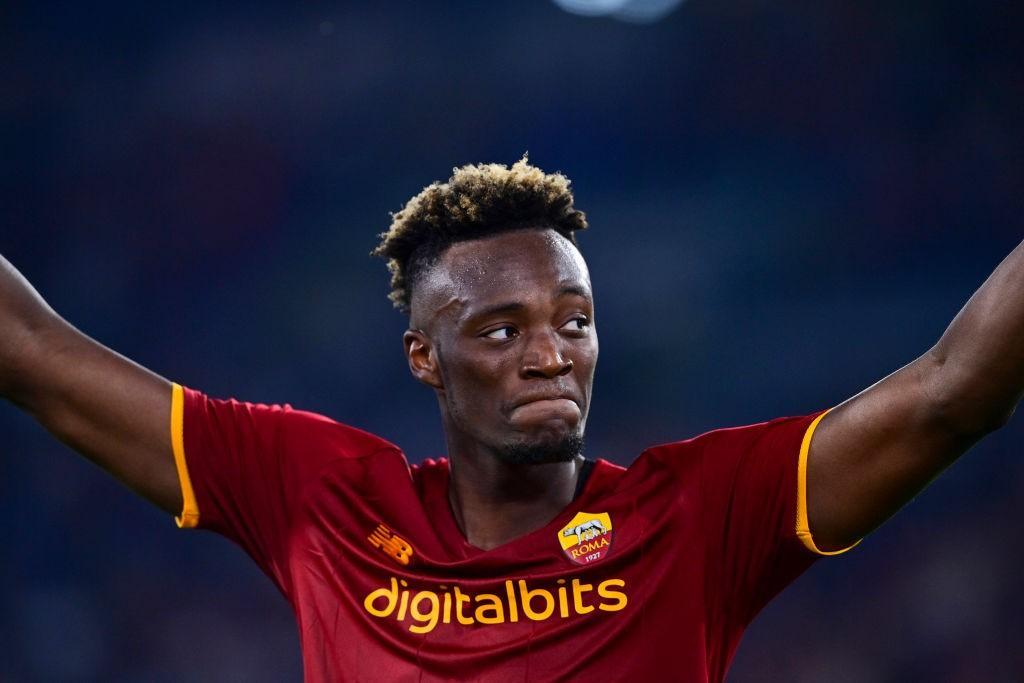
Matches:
[169,383,854,682]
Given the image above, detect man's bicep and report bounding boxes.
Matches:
[13,317,182,516]
[806,353,983,551]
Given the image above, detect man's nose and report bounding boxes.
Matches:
[521,330,574,379]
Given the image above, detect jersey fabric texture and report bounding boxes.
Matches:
[169,383,854,682]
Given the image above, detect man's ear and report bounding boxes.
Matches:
[403,329,443,389]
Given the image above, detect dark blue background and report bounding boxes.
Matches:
[3,1,1022,680]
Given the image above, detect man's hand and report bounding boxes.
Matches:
[0,254,182,516]
[805,240,1023,551]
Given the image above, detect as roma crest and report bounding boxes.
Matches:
[558,511,614,565]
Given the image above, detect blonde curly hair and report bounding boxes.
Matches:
[372,155,589,312]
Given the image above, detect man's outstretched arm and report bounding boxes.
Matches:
[807,239,1024,551]
[0,254,182,516]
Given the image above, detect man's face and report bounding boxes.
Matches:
[405,228,598,465]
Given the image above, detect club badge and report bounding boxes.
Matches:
[557,511,614,565]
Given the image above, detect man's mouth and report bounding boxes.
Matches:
[508,397,581,425]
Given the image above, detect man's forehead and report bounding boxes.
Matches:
[411,229,591,326]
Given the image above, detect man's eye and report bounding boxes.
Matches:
[483,326,517,340]
[561,317,590,332]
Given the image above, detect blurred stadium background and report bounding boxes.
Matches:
[2,1,1023,680]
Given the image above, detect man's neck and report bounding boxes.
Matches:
[446,448,585,551]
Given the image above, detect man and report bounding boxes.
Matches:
[1,156,1020,681]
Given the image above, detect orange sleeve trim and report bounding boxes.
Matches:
[796,408,861,556]
[171,382,200,528]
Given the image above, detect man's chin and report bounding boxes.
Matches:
[494,432,585,466]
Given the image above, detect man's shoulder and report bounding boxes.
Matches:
[631,414,817,478]
[280,407,405,461]
[642,414,815,455]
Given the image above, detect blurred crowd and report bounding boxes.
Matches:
[2,1,1022,680]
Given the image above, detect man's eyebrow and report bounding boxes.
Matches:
[461,285,592,324]
[558,284,591,300]
[464,301,525,323]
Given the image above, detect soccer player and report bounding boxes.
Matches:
[1,157,1021,681]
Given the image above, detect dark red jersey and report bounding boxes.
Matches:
[170,383,855,682]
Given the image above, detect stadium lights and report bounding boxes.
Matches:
[551,0,686,23]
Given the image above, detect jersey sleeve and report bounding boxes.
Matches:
[645,409,860,633]
[696,409,860,624]
[168,382,399,595]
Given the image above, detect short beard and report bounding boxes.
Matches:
[494,432,585,466]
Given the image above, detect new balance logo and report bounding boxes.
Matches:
[368,523,415,566]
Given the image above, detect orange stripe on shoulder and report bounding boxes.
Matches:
[796,408,860,556]
[171,382,200,528]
